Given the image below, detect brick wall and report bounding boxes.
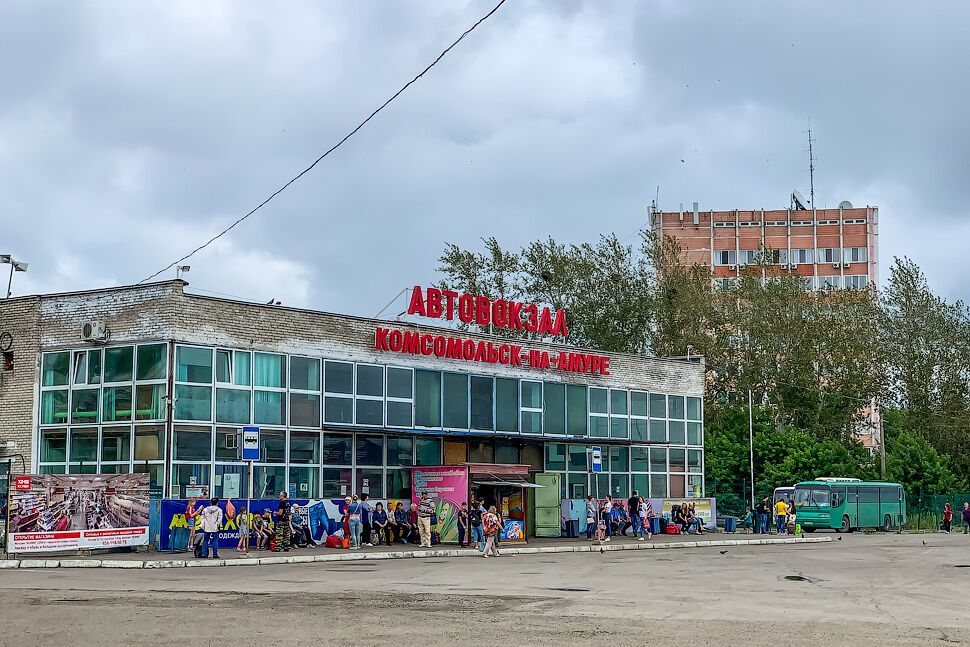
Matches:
[0,295,41,474]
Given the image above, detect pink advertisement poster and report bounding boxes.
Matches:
[411,466,469,543]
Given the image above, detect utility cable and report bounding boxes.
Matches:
[138,0,508,284]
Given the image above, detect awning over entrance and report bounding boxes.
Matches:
[471,473,545,488]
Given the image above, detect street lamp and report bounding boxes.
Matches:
[0,255,28,299]
[176,265,190,280]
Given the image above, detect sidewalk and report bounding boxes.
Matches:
[0,532,832,569]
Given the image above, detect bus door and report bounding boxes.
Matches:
[879,485,902,528]
[845,486,858,527]
[832,486,847,526]
[858,486,880,527]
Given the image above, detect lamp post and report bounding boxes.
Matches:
[0,256,28,299]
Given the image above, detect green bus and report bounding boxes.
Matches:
[794,479,906,532]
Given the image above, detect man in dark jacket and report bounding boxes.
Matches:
[628,490,642,538]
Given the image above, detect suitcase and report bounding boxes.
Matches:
[665,524,680,535]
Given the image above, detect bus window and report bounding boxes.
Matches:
[795,487,831,507]
[859,487,878,503]
[832,487,846,507]
[879,486,898,502]
[845,485,857,500]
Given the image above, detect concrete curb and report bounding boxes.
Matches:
[6,536,831,569]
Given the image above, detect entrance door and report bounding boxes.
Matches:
[443,440,467,465]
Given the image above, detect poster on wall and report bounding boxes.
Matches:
[9,474,150,553]
[411,466,469,543]
[653,498,717,529]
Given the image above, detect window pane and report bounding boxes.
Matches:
[290,431,321,464]
[216,388,251,424]
[414,370,441,427]
[39,465,65,475]
[631,418,648,441]
[387,367,412,399]
[254,353,284,388]
[42,352,70,386]
[650,475,667,498]
[135,384,166,420]
[323,433,352,465]
[688,449,702,473]
[668,395,686,420]
[101,427,131,462]
[415,438,441,465]
[495,444,518,464]
[258,430,285,463]
[687,422,702,446]
[631,446,649,472]
[669,448,686,472]
[386,469,411,499]
[170,463,209,496]
[72,352,87,386]
[649,447,667,472]
[87,350,102,385]
[468,440,494,463]
[610,390,628,415]
[69,463,98,474]
[521,411,541,434]
[649,420,666,442]
[632,474,649,498]
[71,389,100,424]
[253,466,286,498]
[442,373,469,429]
[568,444,587,471]
[589,416,608,438]
[610,446,629,472]
[174,426,211,461]
[610,416,629,439]
[631,391,648,417]
[41,390,68,425]
[177,347,212,383]
[325,361,353,394]
[357,365,384,397]
[521,381,542,409]
[41,429,67,462]
[387,401,412,427]
[254,391,284,426]
[356,434,384,466]
[175,384,211,421]
[357,468,384,498]
[290,357,320,391]
[610,474,629,498]
[649,393,666,418]
[324,397,353,424]
[104,346,134,383]
[134,425,165,461]
[290,393,321,427]
[668,420,686,445]
[387,436,413,467]
[216,350,231,383]
[589,388,608,414]
[217,428,243,462]
[103,386,133,422]
[136,344,166,381]
[567,473,587,499]
[687,396,702,421]
[289,466,319,498]
[214,464,245,498]
[566,385,587,436]
[545,443,566,471]
[356,399,384,426]
[322,467,353,497]
[132,462,164,492]
[469,376,494,431]
[543,383,565,435]
[495,378,518,432]
[234,351,251,386]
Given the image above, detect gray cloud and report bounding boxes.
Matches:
[2,1,969,311]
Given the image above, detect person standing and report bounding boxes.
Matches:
[962,502,970,534]
[417,491,435,548]
[347,495,364,549]
[638,497,652,540]
[481,506,501,558]
[942,503,953,534]
[200,497,224,559]
[585,495,597,540]
[236,507,249,553]
[602,496,614,542]
[185,497,200,552]
[775,497,788,535]
[628,490,642,539]
[457,502,469,548]
[360,493,374,547]
[273,491,291,551]
[754,498,767,534]
[469,497,484,552]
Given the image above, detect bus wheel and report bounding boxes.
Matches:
[838,515,850,533]
[883,515,892,532]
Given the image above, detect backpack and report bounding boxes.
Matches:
[469,508,483,527]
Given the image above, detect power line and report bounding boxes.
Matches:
[138,0,509,285]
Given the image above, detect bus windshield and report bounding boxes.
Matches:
[795,486,831,507]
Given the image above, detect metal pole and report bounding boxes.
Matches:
[879,406,887,480]
[4,484,10,558]
[5,263,13,299]
[246,460,253,536]
[748,389,756,509]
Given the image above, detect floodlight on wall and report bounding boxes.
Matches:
[176,265,191,280]
[1,255,28,298]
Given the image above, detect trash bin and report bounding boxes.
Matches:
[724,516,737,533]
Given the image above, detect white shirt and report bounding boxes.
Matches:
[201,505,224,533]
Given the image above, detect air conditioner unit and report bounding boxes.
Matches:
[80,321,110,342]
[728,264,737,270]
[842,261,851,268]
[832,262,840,268]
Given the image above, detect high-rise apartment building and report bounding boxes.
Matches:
[650,204,879,291]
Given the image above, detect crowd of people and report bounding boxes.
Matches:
[740,496,797,535]
[581,491,688,541]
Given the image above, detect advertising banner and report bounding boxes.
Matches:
[653,498,717,529]
[412,466,469,543]
[9,474,150,553]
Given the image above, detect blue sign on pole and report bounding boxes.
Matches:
[241,426,260,461]
[591,446,602,473]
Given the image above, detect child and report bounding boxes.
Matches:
[236,507,250,553]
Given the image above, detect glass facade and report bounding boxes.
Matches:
[39,342,703,500]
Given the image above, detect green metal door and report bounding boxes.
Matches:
[534,473,561,507]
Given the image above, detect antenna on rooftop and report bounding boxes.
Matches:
[805,121,816,210]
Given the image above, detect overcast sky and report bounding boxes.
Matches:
[2,1,969,315]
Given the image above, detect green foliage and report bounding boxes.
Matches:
[883,409,960,495]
